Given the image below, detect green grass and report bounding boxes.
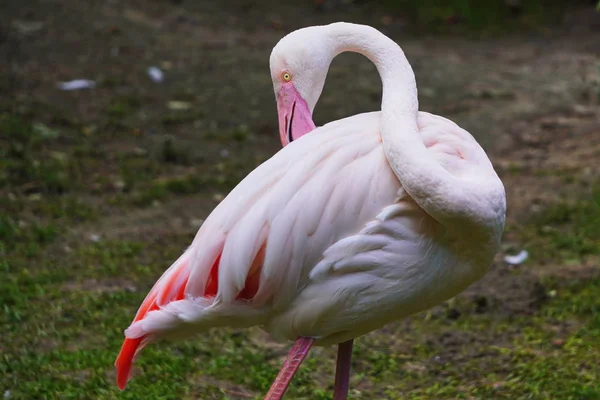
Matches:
[2,107,600,398]
[3,231,598,399]
[106,96,142,119]
[519,186,600,264]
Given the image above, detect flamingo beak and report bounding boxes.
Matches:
[276,85,316,147]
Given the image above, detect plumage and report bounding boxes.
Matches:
[115,22,506,399]
[116,111,501,384]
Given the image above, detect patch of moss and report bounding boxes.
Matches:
[0,113,90,194]
[106,95,142,119]
[0,215,59,257]
[522,186,600,263]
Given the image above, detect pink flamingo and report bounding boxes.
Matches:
[115,22,506,399]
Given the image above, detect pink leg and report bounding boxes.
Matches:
[333,339,354,400]
[264,337,314,400]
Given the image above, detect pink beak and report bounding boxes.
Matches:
[276,85,316,147]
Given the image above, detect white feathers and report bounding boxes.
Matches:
[125,111,502,345]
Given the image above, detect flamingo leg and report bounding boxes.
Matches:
[264,337,314,400]
[333,339,354,400]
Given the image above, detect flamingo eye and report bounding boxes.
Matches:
[282,72,291,82]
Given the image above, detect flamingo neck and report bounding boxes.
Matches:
[325,23,419,118]
[322,23,462,224]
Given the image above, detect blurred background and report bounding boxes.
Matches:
[1,0,599,399]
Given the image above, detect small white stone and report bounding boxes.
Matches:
[503,250,528,265]
[147,66,164,82]
[57,79,96,91]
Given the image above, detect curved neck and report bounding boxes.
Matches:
[323,23,463,224]
[326,23,419,119]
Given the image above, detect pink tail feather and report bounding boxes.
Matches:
[115,240,266,389]
[115,337,144,390]
[114,254,192,390]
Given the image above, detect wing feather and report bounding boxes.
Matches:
[122,110,489,342]
[117,110,502,388]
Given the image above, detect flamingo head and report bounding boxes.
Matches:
[270,26,333,146]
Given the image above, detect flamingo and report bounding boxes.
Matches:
[114,22,506,399]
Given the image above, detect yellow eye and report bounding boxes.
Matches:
[282,72,291,82]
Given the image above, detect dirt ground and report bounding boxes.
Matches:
[2,0,600,399]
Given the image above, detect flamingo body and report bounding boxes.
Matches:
[115,22,506,397]
[116,110,502,388]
